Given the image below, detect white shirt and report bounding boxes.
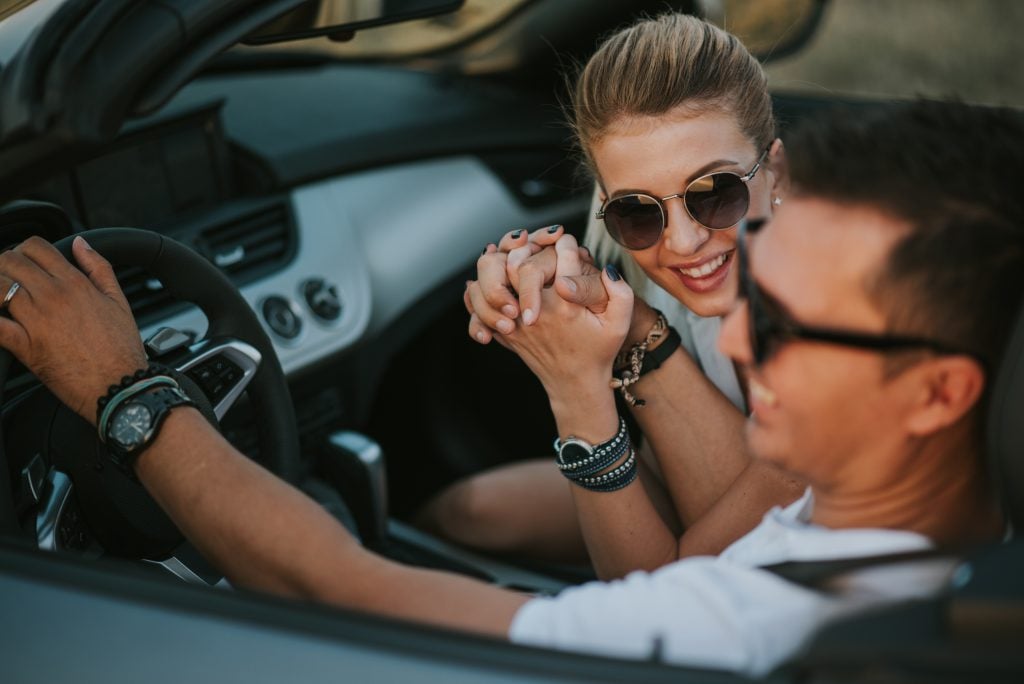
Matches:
[644,282,746,412]
[509,490,950,676]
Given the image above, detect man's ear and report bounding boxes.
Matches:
[767,138,789,201]
[904,355,986,436]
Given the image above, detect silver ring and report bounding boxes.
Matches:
[2,281,21,308]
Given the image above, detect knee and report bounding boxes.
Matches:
[416,474,521,550]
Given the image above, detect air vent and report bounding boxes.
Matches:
[196,203,295,285]
[117,265,178,324]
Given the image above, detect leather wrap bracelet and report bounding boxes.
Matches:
[554,417,638,492]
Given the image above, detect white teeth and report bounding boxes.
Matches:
[678,253,727,278]
[749,379,778,408]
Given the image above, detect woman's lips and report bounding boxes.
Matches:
[671,250,734,294]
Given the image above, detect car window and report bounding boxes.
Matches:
[741,0,1024,108]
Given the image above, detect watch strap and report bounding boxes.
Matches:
[107,385,195,473]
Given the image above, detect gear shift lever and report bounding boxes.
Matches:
[318,431,388,545]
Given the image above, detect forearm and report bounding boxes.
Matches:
[675,460,806,558]
[626,348,750,525]
[547,388,678,580]
[135,408,527,636]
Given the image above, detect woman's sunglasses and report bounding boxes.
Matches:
[596,144,772,251]
[737,218,980,367]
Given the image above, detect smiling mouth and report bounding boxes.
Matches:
[675,252,731,279]
[749,378,779,408]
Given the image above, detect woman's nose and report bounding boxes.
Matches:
[662,198,711,256]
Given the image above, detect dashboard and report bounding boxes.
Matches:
[21,62,590,380]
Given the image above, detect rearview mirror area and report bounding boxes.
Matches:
[698,0,825,62]
[244,0,465,45]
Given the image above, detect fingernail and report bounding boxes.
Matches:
[497,319,514,334]
[511,230,523,239]
[75,235,94,251]
[581,246,591,256]
[522,309,535,325]
[502,304,518,318]
[561,277,577,294]
[605,264,621,281]
[547,224,562,234]
[475,331,487,343]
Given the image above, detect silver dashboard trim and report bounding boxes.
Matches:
[36,470,73,551]
[175,339,261,420]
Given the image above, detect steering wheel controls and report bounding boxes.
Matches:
[187,355,244,404]
[302,277,343,321]
[262,295,303,340]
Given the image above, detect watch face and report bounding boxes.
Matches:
[109,403,154,449]
[558,439,593,465]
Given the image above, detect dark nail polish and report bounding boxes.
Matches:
[511,230,523,239]
[547,224,562,233]
[605,264,621,281]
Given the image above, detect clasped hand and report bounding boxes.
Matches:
[464,227,633,397]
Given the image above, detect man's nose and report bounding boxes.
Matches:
[662,198,710,255]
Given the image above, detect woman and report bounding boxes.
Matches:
[417,13,804,578]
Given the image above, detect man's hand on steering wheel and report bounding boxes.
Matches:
[0,235,147,424]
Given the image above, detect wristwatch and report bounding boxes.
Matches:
[554,417,630,476]
[105,386,194,471]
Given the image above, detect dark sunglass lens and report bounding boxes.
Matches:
[603,195,664,249]
[686,173,750,229]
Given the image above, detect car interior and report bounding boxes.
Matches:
[0,0,1021,682]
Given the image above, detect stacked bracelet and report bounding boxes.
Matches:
[554,417,629,478]
[96,363,175,442]
[553,417,638,492]
[574,449,638,492]
[610,311,681,408]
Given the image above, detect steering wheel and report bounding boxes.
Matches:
[0,227,300,561]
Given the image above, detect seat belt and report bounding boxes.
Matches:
[761,548,964,590]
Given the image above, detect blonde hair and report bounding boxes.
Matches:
[571,14,775,291]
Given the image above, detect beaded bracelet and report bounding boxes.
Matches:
[95,364,173,438]
[573,449,638,493]
[97,375,182,444]
[573,448,637,487]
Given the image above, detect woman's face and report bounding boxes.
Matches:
[592,110,775,318]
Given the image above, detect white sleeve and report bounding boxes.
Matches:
[508,558,840,677]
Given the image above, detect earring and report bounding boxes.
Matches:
[772,197,783,206]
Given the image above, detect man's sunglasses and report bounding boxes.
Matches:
[737,218,979,367]
[596,144,772,251]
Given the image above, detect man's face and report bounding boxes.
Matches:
[719,197,916,492]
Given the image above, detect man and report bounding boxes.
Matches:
[0,101,1018,676]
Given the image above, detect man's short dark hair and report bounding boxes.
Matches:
[784,100,1024,381]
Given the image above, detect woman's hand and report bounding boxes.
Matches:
[464,225,607,345]
[497,236,634,406]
